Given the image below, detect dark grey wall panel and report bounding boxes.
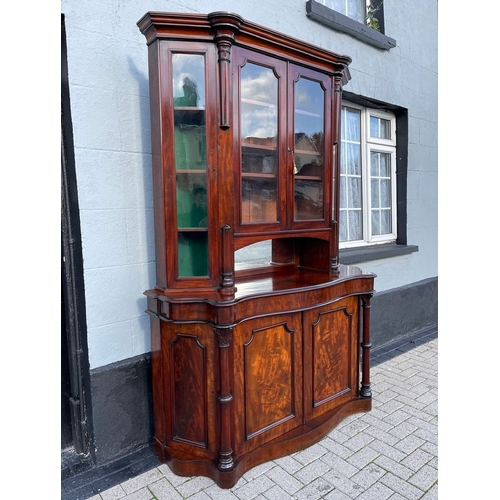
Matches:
[90,355,153,465]
[370,277,438,348]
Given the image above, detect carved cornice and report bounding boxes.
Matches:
[137,11,351,82]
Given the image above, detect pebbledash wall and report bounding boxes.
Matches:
[61,0,438,465]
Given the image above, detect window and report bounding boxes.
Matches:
[340,103,397,247]
[306,0,396,51]
[319,0,366,24]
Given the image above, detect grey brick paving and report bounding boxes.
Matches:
[78,336,438,500]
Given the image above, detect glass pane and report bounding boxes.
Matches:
[347,0,366,23]
[294,180,323,220]
[172,54,205,108]
[339,210,348,241]
[325,0,365,23]
[173,54,210,278]
[379,152,390,177]
[381,179,391,207]
[340,176,347,209]
[348,210,362,240]
[294,77,325,221]
[370,115,391,140]
[347,143,361,175]
[174,119,206,171]
[371,178,379,209]
[370,151,379,177]
[176,174,207,228]
[241,178,278,223]
[343,107,361,142]
[381,209,391,234]
[242,148,277,175]
[371,210,381,236]
[348,177,362,208]
[240,62,279,225]
[178,232,208,276]
[241,63,278,142]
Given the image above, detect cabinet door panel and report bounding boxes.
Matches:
[303,297,360,420]
[233,313,303,455]
[161,322,216,458]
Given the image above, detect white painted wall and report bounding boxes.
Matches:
[61,0,438,368]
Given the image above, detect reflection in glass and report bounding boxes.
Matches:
[172,54,209,277]
[176,174,207,228]
[240,62,279,223]
[241,63,277,142]
[241,178,278,223]
[172,54,205,108]
[242,148,277,175]
[174,121,206,171]
[294,77,324,221]
[294,180,323,220]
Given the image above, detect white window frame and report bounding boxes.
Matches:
[340,103,397,248]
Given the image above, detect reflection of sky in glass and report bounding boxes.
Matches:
[240,63,277,140]
[172,54,205,107]
[295,78,324,136]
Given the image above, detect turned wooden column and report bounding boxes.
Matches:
[214,325,235,470]
[208,12,242,130]
[360,294,373,397]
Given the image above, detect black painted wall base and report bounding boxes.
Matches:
[72,276,437,471]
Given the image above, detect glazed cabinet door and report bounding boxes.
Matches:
[232,313,303,456]
[303,296,360,421]
[233,48,287,233]
[232,48,334,237]
[289,64,333,229]
[158,42,219,286]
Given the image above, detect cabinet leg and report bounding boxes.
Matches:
[360,294,372,398]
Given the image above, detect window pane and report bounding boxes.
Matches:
[370,115,391,140]
[348,210,363,240]
[324,0,366,24]
[371,210,380,236]
[347,0,366,23]
[343,107,360,142]
[380,179,391,207]
[340,210,348,241]
[381,209,391,234]
[340,176,347,208]
[347,143,361,175]
[348,177,362,208]
[370,178,379,208]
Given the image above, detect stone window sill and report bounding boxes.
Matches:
[306,0,396,50]
[340,243,418,265]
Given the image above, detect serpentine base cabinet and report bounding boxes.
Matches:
[138,11,375,489]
